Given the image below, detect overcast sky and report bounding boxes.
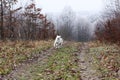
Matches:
[34,0,105,13]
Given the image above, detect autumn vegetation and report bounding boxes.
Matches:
[0,40,52,75]
[0,0,56,75]
[0,0,120,79]
[93,1,120,79]
[95,0,120,45]
[89,41,120,79]
[0,0,56,41]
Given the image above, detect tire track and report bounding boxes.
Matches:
[78,43,101,80]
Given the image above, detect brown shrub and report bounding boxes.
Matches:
[95,18,120,45]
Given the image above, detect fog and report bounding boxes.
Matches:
[46,6,98,41]
[35,0,104,13]
[0,0,107,41]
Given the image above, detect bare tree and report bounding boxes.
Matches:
[0,0,56,41]
[57,6,76,40]
[0,0,4,39]
[73,17,92,42]
[95,0,120,44]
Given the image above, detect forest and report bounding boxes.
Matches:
[0,0,120,80]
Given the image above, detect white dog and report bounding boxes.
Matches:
[54,35,63,49]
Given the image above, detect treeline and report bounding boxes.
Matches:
[54,7,93,42]
[95,0,120,45]
[0,0,56,40]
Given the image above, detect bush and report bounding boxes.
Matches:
[95,18,120,45]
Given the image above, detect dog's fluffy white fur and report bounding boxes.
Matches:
[54,35,63,48]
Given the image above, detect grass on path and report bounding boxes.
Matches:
[10,42,82,80]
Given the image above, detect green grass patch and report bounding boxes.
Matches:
[15,43,81,80]
[34,46,81,80]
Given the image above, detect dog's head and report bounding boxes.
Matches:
[56,35,61,40]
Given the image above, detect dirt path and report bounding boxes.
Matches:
[2,47,56,80]
[1,42,102,80]
[77,43,101,80]
[2,42,69,80]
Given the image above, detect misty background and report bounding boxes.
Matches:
[1,0,120,42]
[29,0,105,41]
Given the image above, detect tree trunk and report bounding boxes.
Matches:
[0,0,4,40]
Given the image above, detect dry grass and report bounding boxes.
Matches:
[0,40,52,75]
[12,42,81,80]
[89,41,120,80]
